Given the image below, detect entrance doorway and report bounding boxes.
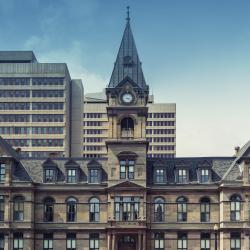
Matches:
[118,236,136,250]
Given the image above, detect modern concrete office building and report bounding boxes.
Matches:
[0,51,83,157]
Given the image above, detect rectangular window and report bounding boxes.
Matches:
[120,161,126,179]
[89,169,99,183]
[200,201,210,222]
[155,169,165,183]
[0,196,4,221]
[177,233,187,250]
[201,233,210,250]
[0,234,4,250]
[67,169,77,183]
[0,164,5,182]
[119,160,134,180]
[231,233,241,250]
[176,169,187,183]
[43,234,53,250]
[67,234,76,250]
[44,169,55,183]
[13,233,23,250]
[114,197,140,221]
[154,233,164,250]
[248,167,250,182]
[89,233,99,250]
[201,169,209,183]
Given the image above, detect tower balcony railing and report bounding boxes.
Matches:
[121,129,134,139]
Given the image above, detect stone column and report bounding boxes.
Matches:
[142,232,146,250]
[243,233,249,250]
[111,234,116,250]
[4,234,9,250]
[107,234,111,250]
[138,233,141,250]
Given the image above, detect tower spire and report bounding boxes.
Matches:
[126,6,130,23]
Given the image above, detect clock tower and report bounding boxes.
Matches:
[106,8,149,188]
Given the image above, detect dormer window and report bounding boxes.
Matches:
[44,169,55,183]
[120,160,134,179]
[89,169,100,183]
[200,169,210,183]
[67,169,77,183]
[87,159,102,184]
[0,164,5,182]
[154,168,166,184]
[176,169,188,184]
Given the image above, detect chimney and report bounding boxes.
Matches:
[15,147,21,154]
[234,146,240,156]
[48,152,58,158]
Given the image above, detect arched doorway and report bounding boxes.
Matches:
[120,117,134,138]
[118,235,136,250]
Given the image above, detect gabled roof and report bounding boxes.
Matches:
[108,17,147,90]
[108,180,146,190]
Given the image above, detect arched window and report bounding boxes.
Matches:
[66,197,77,222]
[89,197,100,222]
[44,197,55,222]
[230,194,241,221]
[200,197,210,222]
[154,197,165,222]
[177,197,187,222]
[121,117,134,138]
[13,196,24,221]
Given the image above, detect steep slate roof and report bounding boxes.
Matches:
[147,157,235,185]
[108,17,147,89]
[20,158,108,184]
[222,141,250,181]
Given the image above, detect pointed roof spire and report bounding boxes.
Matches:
[126,6,130,23]
[108,7,147,90]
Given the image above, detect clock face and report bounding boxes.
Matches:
[122,93,133,104]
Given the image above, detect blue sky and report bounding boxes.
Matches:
[0,0,250,156]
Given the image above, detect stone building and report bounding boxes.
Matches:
[0,8,248,250]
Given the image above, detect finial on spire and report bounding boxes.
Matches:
[126,6,130,22]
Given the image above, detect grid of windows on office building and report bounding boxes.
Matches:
[32,103,64,110]
[146,121,175,126]
[83,138,104,143]
[146,129,175,135]
[148,154,175,158]
[0,115,64,123]
[147,137,175,143]
[148,113,175,118]
[32,78,64,85]
[0,90,30,98]
[83,146,105,151]
[0,115,30,122]
[31,127,64,134]
[83,113,105,118]
[0,127,30,134]
[83,130,104,135]
[83,121,104,126]
[0,103,30,110]
[32,114,64,122]
[0,78,29,85]
[149,145,175,151]
[32,139,63,147]
[32,90,64,98]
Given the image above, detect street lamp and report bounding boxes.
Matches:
[214,224,218,250]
